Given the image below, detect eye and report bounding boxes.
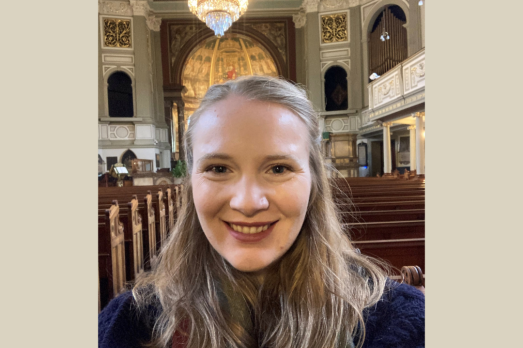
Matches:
[271,165,288,174]
[211,166,228,174]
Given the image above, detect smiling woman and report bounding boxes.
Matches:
[98,76,424,348]
[191,96,311,273]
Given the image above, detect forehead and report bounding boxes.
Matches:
[192,95,309,158]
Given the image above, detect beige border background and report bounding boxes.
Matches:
[2,0,523,347]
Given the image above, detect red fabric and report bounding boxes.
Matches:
[171,319,189,348]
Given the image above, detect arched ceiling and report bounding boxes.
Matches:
[181,33,279,111]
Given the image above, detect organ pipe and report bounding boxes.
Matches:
[368,6,407,77]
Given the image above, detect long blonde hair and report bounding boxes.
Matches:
[133,76,388,348]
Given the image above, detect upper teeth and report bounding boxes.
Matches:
[230,223,271,234]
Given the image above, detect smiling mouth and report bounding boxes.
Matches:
[226,221,278,234]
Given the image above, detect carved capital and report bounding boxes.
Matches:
[98,0,133,16]
[303,0,320,13]
[407,125,416,130]
[147,15,161,31]
[413,111,425,118]
[130,0,150,17]
[293,11,307,28]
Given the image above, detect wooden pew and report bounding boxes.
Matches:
[344,220,425,241]
[98,201,126,309]
[164,187,175,233]
[142,192,158,269]
[123,196,144,281]
[340,209,425,224]
[353,238,425,271]
[401,265,425,294]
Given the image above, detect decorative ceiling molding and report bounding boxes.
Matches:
[303,0,320,13]
[319,0,351,12]
[99,0,160,20]
[130,0,151,17]
[98,1,133,16]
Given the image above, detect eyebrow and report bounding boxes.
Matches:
[196,153,234,166]
[196,153,300,166]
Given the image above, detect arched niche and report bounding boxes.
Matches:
[104,68,137,117]
[361,0,410,106]
[180,32,281,116]
[324,65,348,111]
[170,22,287,86]
[368,5,407,77]
[107,71,134,117]
[120,149,137,172]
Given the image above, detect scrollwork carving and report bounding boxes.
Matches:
[249,23,287,63]
[321,13,348,43]
[104,18,132,48]
[170,25,199,66]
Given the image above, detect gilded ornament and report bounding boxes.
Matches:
[104,18,132,48]
[321,13,348,44]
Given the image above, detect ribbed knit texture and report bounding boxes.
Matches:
[98,282,424,348]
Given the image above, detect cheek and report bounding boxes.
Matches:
[275,177,311,219]
[192,179,223,221]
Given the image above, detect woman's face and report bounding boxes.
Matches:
[191,95,312,272]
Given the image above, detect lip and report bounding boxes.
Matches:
[223,220,278,243]
[226,220,278,227]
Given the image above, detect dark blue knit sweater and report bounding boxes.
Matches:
[99,282,424,348]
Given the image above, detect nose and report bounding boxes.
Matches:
[229,176,269,217]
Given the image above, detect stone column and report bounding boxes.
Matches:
[304,1,322,112]
[164,85,187,161]
[382,122,392,176]
[164,100,175,158]
[408,125,416,174]
[176,100,186,161]
[414,112,425,178]
[131,13,154,123]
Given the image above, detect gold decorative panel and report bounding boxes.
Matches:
[104,19,132,48]
[321,13,348,44]
[182,34,278,101]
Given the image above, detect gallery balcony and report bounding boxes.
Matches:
[361,48,425,126]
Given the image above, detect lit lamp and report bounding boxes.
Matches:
[110,163,129,187]
[188,0,249,37]
[380,27,390,41]
[369,73,380,81]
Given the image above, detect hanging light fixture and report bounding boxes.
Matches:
[418,0,424,5]
[188,0,249,37]
[380,9,390,42]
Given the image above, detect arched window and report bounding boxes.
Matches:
[107,72,133,117]
[121,150,137,173]
[368,5,407,78]
[324,66,348,111]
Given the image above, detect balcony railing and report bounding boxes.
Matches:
[363,48,425,124]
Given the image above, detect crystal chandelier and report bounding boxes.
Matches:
[188,0,249,37]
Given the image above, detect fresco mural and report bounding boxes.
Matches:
[181,33,279,103]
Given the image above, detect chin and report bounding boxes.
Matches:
[227,256,273,273]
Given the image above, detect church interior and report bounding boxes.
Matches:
[97,0,426,309]
[98,0,425,181]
